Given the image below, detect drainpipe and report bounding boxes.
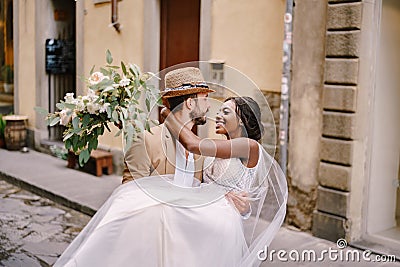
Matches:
[111,0,121,32]
[279,0,294,175]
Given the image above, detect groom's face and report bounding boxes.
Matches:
[189,93,210,125]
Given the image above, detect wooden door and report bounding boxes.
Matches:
[160,0,200,70]
[159,0,201,128]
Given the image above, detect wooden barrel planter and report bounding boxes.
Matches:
[3,115,28,150]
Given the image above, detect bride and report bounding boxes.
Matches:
[54,96,287,267]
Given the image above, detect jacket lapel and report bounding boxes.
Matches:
[163,125,176,175]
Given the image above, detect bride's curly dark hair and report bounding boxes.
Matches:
[224,96,264,141]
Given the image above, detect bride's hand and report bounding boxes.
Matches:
[160,107,171,120]
[225,191,250,216]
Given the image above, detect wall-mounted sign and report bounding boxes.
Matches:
[45,39,75,74]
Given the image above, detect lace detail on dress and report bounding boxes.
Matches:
[203,157,257,192]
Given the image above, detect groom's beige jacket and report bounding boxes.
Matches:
[122,124,204,184]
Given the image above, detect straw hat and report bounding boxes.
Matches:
[162,67,215,98]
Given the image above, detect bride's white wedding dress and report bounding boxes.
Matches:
[54,144,287,267]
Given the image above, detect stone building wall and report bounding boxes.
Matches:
[312,0,362,242]
[261,91,281,162]
[286,0,328,231]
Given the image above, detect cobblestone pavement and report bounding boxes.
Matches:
[0,179,90,267]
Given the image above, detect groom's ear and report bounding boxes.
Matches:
[185,98,193,110]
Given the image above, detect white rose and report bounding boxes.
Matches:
[87,103,100,114]
[87,89,96,97]
[99,102,110,113]
[89,72,108,85]
[64,93,75,103]
[119,77,130,87]
[60,109,72,126]
[75,99,85,112]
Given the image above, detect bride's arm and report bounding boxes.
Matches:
[162,108,259,162]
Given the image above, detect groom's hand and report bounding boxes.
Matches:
[225,191,250,216]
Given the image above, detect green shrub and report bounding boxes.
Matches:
[1,65,13,83]
[0,115,5,138]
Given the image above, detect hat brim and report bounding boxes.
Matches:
[162,87,215,98]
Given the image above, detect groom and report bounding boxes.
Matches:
[122,67,213,185]
[122,67,250,215]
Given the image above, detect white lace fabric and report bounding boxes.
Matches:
[203,157,257,192]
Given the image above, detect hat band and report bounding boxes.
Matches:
[164,82,209,92]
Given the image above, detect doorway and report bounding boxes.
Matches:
[0,0,14,114]
[366,0,400,252]
[46,0,76,140]
[160,0,200,70]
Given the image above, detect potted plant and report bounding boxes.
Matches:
[0,114,5,148]
[2,65,14,93]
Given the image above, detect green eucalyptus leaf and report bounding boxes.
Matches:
[34,106,49,116]
[79,149,90,166]
[106,49,113,64]
[63,132,74,141]
[103,86,115,93]
[55,103,65,110]
[112,110,119,122]
[134,90,141,100]
[72,135,79,150]
[100,67,109,76]
[96,127,103,136]
[64,103,76,109]
[90,65,95,75]
[121,61,127,75]
[145,121,151,132]
[121,108,128,119]
[82,114,90,127]
[134,119,144,132]
[157,96,163,106]
[129,64,139,77]
[125,123,134,148]
[50,116,61,126]
[124,87,132,98]
[130,99,139,105]
[93,138,98,150]
[145,98,150,112]
[72,116,80,130]
[88,137,98,151]
[114,129,122,137]
[65,138,72,150]
[106,106,112,118]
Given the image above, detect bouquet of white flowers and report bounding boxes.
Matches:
[36,50,161,166]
